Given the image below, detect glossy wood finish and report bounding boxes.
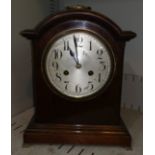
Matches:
[21,7,136,146]
[24,118,131,147]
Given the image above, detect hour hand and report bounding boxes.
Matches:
[68,47,76,61]
[68,47,81,68]
[69,47,74,57]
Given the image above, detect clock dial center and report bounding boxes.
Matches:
[76,63,82,69]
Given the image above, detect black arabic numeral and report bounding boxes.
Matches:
[85,81,94,91]
[97,49,104,60]
[100,61,106,70]
[52,61,59,70]
[89,41,92,51]
[75,84,82,93]
[76,36,83,47]
[64,40,70,51]
[53,49,62,59]
[64,81,69,90]
[97,49,104,56]
[56,72,62,81]
[98,73,102,83]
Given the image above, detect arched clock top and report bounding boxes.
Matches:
[20,8,136,41]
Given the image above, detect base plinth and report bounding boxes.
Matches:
[24,118,131,147]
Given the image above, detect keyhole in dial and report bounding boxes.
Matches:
[64,70,69,76]
[88,70,94,76]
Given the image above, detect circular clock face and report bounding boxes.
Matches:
[43,30,114,99]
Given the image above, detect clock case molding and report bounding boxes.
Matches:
[21,7,136,147]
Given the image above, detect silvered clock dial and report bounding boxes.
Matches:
[43,30,114,99]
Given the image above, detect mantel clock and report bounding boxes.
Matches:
[21,5,136,147]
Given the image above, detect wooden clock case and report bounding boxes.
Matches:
[21,6,136,147]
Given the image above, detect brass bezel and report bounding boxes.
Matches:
[41,27,116,101]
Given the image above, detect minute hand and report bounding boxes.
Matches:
[73,35,80,64]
